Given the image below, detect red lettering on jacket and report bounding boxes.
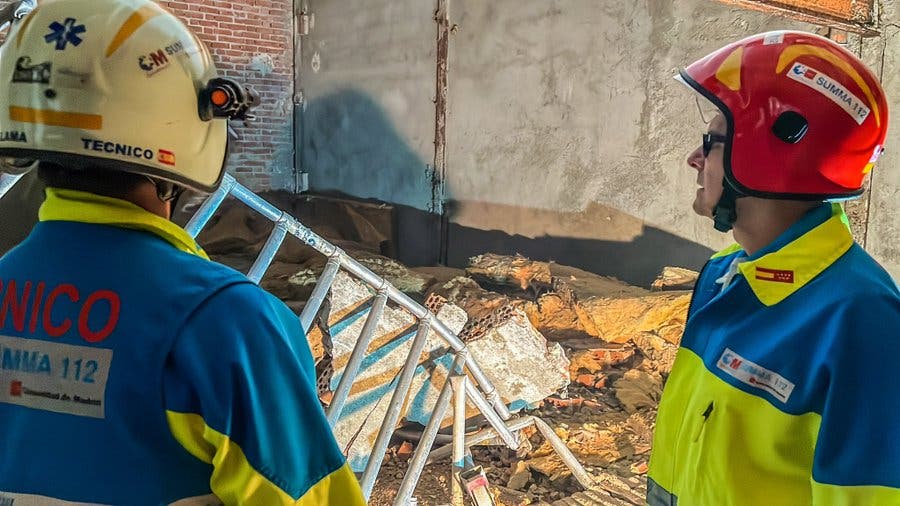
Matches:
[43,284,79,337]
[78,290,121,343]
[1,279,120,342]
[0,280,32,332]
[28,281,46,333]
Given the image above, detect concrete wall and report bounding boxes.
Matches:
[298,0,900,285]
[298,0,437,212]
[865,0,900,279]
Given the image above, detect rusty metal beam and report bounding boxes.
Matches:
[434,0,451,264]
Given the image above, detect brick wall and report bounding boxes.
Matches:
[160,0,295,191]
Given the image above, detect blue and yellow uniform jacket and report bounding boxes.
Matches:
[648,203,900,506]
[0,189,365,505]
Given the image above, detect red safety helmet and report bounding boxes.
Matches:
[679,31,888,230]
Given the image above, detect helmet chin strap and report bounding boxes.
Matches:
[712,180,741,232]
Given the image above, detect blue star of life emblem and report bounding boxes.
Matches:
[45,18,86,50]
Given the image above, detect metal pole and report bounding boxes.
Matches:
[0,173,23,200]
[246,217,288,283]
[463,380,519,450]
[326,288,389,427]
[229,179,282,222]
[450,372,468,506]
[360,318,433,499]
[393,351,467,506]
[184,173,236,238]
[532,417,594,489]
[299,254,341,333]
[428,416,536,463]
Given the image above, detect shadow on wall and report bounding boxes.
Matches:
[299,87,715,288]
[300,88,435,212]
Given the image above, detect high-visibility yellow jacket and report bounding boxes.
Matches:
[648,203,900,506]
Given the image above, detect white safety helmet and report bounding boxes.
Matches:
[0,0,256,192]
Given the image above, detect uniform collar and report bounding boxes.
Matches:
[39,187,209,259]
[713,204,852,307]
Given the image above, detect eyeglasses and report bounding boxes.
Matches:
[702,133,728,158]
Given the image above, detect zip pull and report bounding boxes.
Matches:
[692,401,715,443]
[702,401,714,421]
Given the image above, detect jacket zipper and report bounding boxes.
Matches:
[670,259,713,486]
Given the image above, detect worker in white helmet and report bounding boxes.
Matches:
[0,0,365,504]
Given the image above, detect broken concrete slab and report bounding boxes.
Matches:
[430,275,599,343]
[446,305,570,415]
[319,272,570,472]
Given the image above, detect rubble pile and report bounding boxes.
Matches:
[193,194,694,506]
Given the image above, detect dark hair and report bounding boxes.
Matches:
[36,161,147,201]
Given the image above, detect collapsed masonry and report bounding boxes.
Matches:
[189,193,695,505]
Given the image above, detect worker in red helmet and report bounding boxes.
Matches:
[648,31,900,505]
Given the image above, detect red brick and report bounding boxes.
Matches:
[157,0,292,191]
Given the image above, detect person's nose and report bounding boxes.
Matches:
[687,145,704,172]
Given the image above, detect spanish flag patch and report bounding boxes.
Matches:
[158,149,176,166]
[755,267,794,284]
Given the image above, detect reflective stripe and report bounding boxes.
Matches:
[166,410,297,503]
[9,107,102,130]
